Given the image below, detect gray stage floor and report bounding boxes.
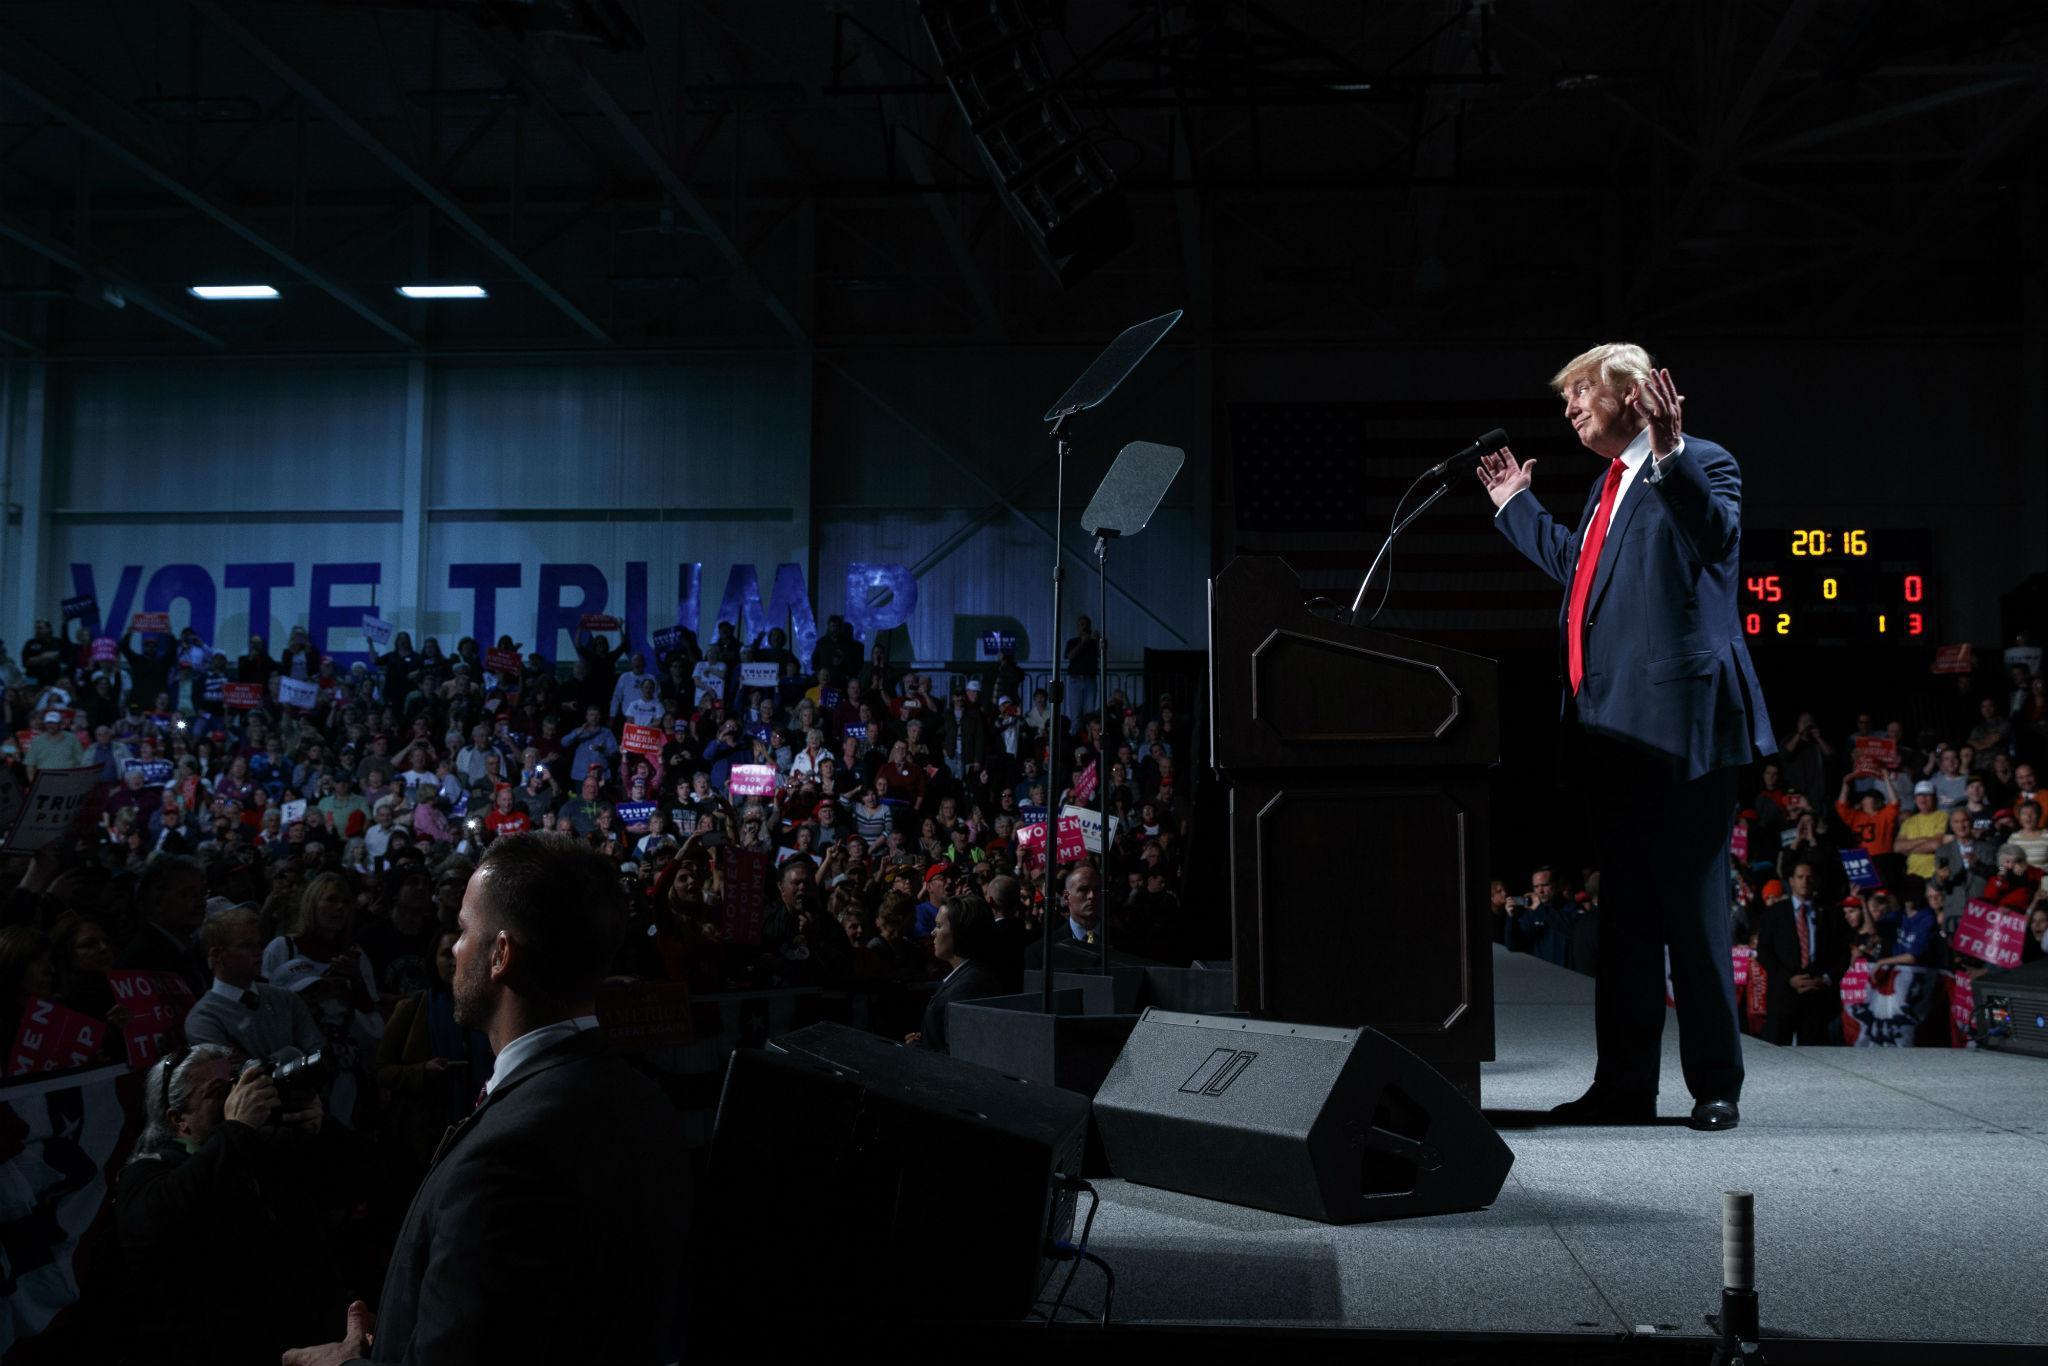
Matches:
[1068,946,2048,1347]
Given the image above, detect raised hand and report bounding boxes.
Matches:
[1475,446,1537,511]
[1628,367,1685,457]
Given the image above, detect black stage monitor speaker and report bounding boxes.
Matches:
[1975,958,2048,1057]
[1092,1010,1514,1223]
[703,1022,1092,1321]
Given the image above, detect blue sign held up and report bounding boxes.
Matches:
[1839,846,1883,890]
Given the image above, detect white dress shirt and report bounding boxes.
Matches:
[481,1013,599,1099]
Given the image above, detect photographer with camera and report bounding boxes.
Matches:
[183,906,325,1060]
[117,1043,350,1364]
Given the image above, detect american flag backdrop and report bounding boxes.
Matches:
[1226,400,1582,652]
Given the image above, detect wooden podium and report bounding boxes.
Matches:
[1208,556,1500,1101]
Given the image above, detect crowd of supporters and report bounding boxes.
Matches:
[1495,639,2048,1046]
[0,607,1194,1360]
[0,607,1195,1038]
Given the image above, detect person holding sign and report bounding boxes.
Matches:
[1478,344,1774,1131]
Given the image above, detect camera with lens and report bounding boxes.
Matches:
[244,1049,334,1119]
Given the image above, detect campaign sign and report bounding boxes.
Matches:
[818,688,841,710]
[1060,803,1121,857]
[616,802,657,828]
[1731,945,1753,989]
[1946,970,1976,1045]
[1851,736,1897,777]
[90,636,117,664]
[278,677,319,710]
[108,969,194,1068]
[60,593,98,624]
[1054,814,1088,862]
[580,613,623,633]
[1017,821,1046,852]
[135,759,174,786]
[1954,899,2028,969]
[622,724,664,759]
[595,979,695,1051]
[280,799,308,825]
[3,768,101,853]
[484,648,522,676]
[693,661,727,692]
[361,614,394,649]
[1070,760,1099,803]
[739,663,780,688]
[1730,822,1749,862]
[652,626,683,652]
[1839,846,1883,890]
[1838,959,1873,1009]
[9,997,104,1075]
[719,848,772,945]
[977,631,1017,659]
[130,611,172,634]
[843,723,869,742]
[1932,643,1974,675]
[223,682,264,710]
[728,764,779,797]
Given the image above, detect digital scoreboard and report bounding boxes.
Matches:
[1740,527,1935,646]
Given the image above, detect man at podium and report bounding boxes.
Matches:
[1477,343,1775,1133]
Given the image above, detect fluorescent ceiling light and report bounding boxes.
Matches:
[189,284,279,300]
[397,284,488,299]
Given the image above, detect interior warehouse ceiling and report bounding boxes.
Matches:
[0,0,2044,357]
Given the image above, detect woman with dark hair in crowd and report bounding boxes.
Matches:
[376,929,493,1169]
[2025,905,2048,963]
[50,912,131,1061]
[866,892,929,981]
[359,863,440,1003]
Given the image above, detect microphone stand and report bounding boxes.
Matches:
[1040,414,1073,1015]
[1348,479,1452,617]
[1094,528,1116,971]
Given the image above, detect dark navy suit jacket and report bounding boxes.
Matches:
[1495,435,1776,780]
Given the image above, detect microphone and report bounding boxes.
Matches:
[1423,427,1509,479]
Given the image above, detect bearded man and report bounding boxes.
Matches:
[285,834,690,1364]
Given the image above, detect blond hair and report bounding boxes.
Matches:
[1550,342,1654,396]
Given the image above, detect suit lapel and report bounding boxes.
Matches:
[425,1027,605,1171]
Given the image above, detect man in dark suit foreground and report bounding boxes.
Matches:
[1480,344,1775,1132]
[906,893,1005,1054]
[285,833,690,1365]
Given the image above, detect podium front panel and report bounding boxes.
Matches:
[1229,778,1493,1099]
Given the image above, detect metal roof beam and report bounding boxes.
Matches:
[0,36,415,347]
[556,40,810,347]
[851,13,1001,339]
[0,209,224,348]
[190,1,610,345]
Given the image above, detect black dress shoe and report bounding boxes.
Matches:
[1689,1099,1740,1131]
[1547,1086,1655,1125]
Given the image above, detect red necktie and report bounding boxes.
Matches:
[1794,905,1811,967]
[1566,458,1628,693]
